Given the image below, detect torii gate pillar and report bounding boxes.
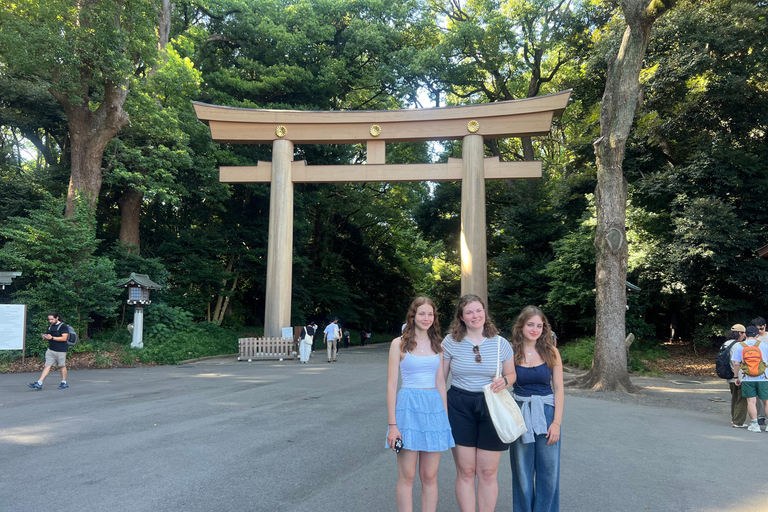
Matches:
[461,134,487,302]
[264,139,294,337]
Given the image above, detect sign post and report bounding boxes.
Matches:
[0,304,27,364]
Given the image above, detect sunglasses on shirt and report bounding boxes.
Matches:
[473,344,482,363]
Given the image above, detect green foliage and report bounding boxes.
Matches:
[543,208,597,335]
[692,323,724,348]
[2,0,767,354]
[0,197,119,354]
[0,0,159,102]
[141,322,240,365]
[560,337,669,374]
[143,303,196,339]
[559,337,596,370]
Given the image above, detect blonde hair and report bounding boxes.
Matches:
[448,294,498,342]
[400,296,443,354]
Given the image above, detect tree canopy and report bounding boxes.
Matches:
[1,0,767,371]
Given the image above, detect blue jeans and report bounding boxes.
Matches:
[510,404,560,512]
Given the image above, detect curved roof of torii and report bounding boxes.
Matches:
[193,90,571,145]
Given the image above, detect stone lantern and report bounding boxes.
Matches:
[117,273,162,349]
[0,271,22,290]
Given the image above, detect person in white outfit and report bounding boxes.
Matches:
[299,321,316,364]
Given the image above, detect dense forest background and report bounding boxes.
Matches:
[1,0,766,358]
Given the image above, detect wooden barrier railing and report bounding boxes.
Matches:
[238,337,297,361]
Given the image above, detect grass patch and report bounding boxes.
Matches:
[559,337,668,375]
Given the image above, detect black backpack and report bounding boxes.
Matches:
[716,340,737,379]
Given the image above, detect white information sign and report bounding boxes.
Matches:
[0,304,27,350]
[281,327,293,339]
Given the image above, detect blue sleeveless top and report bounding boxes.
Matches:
[513,363,553,397]
[400,352,439,388]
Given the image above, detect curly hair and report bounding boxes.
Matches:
[447,294,498,342]
[400,296,443,354]
[512,306,557,368]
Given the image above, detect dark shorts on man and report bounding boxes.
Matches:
[447,386,510,452]
[741,381,768,400]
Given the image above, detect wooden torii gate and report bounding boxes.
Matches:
[194,91,570,337]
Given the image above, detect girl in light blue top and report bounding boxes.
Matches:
[509,306,564,512]
[387,296,454,512]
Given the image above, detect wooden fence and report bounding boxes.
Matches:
[238,337,298,361]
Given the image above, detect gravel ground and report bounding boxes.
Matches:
[563,367,732,417]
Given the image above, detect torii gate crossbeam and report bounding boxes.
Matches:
[194,91,571,336]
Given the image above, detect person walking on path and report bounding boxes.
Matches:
[731,325,768,432]
[28,312,70,390]
[442,294,516,512]
[324,318,340,363]
[722,324,748,428]
[509,306,564,512]
[299,321,316,364]
[386,296,454,512]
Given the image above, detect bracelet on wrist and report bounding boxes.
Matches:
[552,420,561,426]
[388,423,397,426]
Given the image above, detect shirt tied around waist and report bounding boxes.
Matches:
[512,393,555,444]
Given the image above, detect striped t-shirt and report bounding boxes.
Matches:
[442,334,514,392]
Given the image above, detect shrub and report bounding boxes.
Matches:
[559,337,595,369]
[559,336,668,375]
[141,321,239,364]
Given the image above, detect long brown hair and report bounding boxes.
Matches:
[512,306,557,367]
[448,294,498,342]
[401,296,443,354]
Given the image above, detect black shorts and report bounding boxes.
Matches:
[447,386,510,452]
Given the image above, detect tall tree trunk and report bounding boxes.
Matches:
[117,0,173,244]
[53,79,130,217]
[158,1,173,48]
[569,0,677,392]
[118,188,143,252]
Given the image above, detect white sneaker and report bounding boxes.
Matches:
[748,423,761,432]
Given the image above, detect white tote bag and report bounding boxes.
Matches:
[482,336,527,443]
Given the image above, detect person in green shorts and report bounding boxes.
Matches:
[732,325,768,432]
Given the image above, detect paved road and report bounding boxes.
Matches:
[1,345,767,512]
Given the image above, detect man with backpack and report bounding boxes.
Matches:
[731,325,768,432]
[28,312,70,390]
[717,324,747,427]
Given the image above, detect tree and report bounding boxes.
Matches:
[569,0,677,392]
[625,0,768,341]
[0,0,161,216]
[0,198,120,349]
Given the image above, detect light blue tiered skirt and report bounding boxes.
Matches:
[385,388,455,452]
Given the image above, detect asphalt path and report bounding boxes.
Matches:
[2,344,767,512]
